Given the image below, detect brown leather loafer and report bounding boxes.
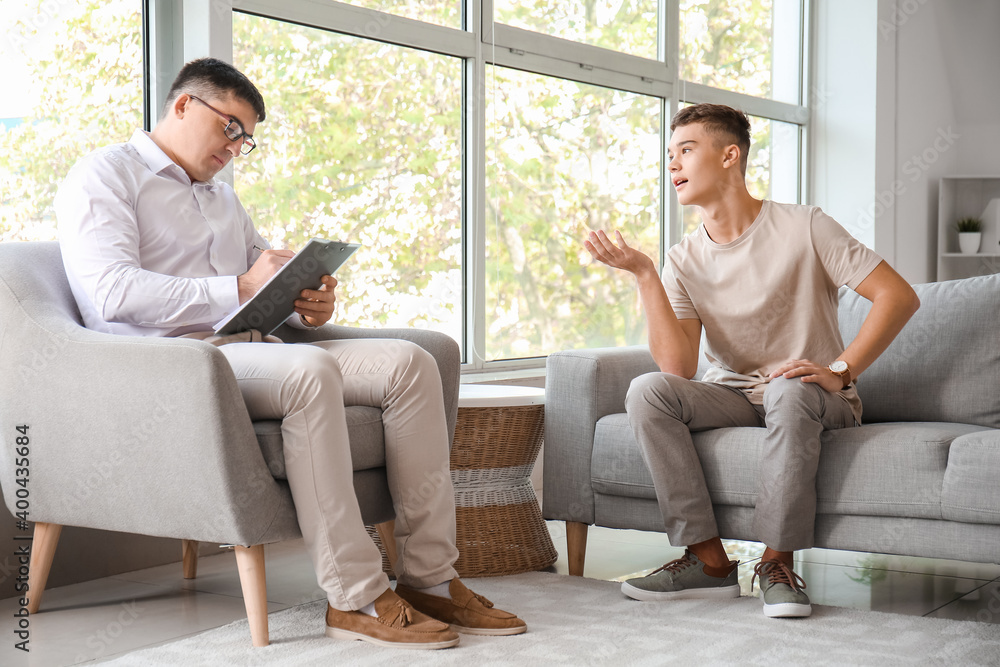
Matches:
[325,588,460,650]
[394,579,527,636]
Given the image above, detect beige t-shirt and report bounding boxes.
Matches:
[662,200,883,423]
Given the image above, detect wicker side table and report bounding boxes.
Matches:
[451,384,556,577]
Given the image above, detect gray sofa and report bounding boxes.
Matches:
[544,273,1000,574]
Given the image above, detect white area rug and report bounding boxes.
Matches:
[102,572,1000,666]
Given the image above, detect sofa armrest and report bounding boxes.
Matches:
[0,314,298,546]
[543,346,658,524]
[275,323,461,444]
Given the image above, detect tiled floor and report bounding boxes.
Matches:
[2,522,999,665]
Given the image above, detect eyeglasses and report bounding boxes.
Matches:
[188,94,257,155]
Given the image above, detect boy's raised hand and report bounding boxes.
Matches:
[585,230,657,277]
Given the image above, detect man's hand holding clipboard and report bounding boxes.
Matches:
[215,238,360,336]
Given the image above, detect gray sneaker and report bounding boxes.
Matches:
[621,550,740,601]
[752,560,812,618]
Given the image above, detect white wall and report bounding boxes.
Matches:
[930,2,1000,175]
[813,0,1000,284]
[810,0,878,248]
[880,0,1000,283]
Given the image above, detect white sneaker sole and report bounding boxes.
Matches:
[325,626,460,649]
[763,601,812,618]
[621,582,740,602]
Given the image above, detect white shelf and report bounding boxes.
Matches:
[937,177,1000,280]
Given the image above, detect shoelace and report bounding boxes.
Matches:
[379,600,415,628]
[751,560,807,592]
[649,550,698,576]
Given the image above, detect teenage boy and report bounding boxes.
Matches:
[56,57,524,649]
[584,103,919,618]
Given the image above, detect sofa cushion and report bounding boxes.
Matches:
[591,414,659,500]
[254,406,385,479]
[592,414,763,503]
[814,422,983,518]
[941,429,1000,524]
[838,274,1000,428]
[592,414,982,520]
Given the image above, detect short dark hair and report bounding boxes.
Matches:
[670,103,751,175]
[163,57,266,123]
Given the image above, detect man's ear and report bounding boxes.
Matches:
[170,93,191,119]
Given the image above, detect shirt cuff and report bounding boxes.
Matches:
[207,276,241,323]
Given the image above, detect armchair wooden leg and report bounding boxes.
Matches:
[566,521,588,577]
[234,545,269,647]
[27,522,62,614]
[182,540,199,580]
[374,520,398,573]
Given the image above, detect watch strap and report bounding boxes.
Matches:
[829,362,852,390]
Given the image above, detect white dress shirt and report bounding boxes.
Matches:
[56,129,300,338]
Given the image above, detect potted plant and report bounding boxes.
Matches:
[956,217,982,254]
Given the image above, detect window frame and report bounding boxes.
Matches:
[148,0,811,376]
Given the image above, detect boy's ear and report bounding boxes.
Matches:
[722,144,741,169]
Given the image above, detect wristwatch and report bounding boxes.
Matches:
[828,360,852,390]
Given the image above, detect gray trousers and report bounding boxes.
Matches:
[625,374,855,552]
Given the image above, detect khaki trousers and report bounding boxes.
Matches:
[625,374,855,552]
[219,338,459,611]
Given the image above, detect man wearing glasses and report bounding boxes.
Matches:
[55,58,524,650]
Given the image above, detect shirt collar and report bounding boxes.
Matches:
[128,129,218,189]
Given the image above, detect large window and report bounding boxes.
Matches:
[679,0,802,103]
[486,68,661,360]
[222,0,807,371]
[3,0,809,373]
[233,14,463,341]
[333,0,462,29]
[0,0,143,242]
[494,0,660,59]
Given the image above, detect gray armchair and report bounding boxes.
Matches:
[0,241,460,646]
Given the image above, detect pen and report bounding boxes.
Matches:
[253,245,266,252]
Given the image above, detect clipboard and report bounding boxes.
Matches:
[214,238,359,336]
